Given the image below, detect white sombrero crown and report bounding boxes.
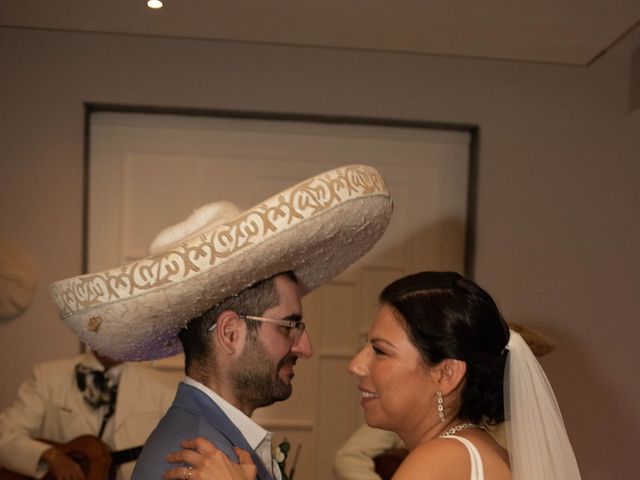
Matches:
[50,165,393,360]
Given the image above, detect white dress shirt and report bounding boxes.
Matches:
[184,377,282,480]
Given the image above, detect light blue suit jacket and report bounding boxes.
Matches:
[132,382,273,480]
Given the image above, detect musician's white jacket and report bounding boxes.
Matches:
[0,351,178,479]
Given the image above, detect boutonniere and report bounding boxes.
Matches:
[272,439,291,480]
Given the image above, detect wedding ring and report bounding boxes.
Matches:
[185,466,193,479]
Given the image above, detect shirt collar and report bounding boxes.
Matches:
[82,350,125,383]
[183,376,269,450]
[81,350,103,369]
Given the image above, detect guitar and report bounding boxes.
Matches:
[0,435,143,480]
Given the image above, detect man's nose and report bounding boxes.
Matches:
[292,329,313,359]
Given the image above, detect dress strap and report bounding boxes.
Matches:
[441,435,484,480]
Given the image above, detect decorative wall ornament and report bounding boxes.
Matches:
[508,322,556,356]
[0,236,38,321]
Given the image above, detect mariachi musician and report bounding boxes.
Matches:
[0,350,176,479]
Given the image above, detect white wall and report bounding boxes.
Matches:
[1,27,638,479]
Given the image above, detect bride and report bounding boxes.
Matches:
[163,271,581,480]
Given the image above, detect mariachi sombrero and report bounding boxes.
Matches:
[50,164,393,361]
[0,236,38,321]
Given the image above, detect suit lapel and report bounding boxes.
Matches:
[174,383,274,480]
[112,363,146,436]
[112,365,131,434]
[71,386,100,434]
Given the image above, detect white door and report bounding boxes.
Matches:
[88,112,471,480]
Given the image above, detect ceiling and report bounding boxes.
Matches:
[2,1,640,66]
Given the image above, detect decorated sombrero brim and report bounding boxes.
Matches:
[50,165,393,361]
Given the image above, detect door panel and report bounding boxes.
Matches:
[88,112,471,480]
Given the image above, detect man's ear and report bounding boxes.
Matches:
[213,310,244,355]
[432,358,467,395]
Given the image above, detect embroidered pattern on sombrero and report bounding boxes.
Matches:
[50,165,386,319]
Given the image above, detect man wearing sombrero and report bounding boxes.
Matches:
[49,165,393,480]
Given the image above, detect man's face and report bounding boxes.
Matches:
[230,275,312,409]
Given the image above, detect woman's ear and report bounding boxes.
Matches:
[432,359,467,395]
[214,310,244,355]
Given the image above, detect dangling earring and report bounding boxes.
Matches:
[436,391,446,423]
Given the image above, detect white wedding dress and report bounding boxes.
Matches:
[441,435,485,480]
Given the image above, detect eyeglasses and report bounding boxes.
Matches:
[208,314,306,341]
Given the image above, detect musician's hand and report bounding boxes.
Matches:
[163,437,257,480]
[41,446,86,480]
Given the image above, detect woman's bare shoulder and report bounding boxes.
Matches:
[391,433,511,480]
[391,437,471,480]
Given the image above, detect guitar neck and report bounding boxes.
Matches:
[110,445,143,466]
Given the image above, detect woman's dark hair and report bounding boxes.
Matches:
[379,271,510,424]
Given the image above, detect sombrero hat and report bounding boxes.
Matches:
[508,322,556,356]
[50,164,393,361]
[0,237,38,321]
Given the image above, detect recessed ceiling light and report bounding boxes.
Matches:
[147,0,163,9]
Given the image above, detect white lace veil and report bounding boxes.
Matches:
[504,330,582,479]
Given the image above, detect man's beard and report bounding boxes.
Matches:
[230,336,295,409]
